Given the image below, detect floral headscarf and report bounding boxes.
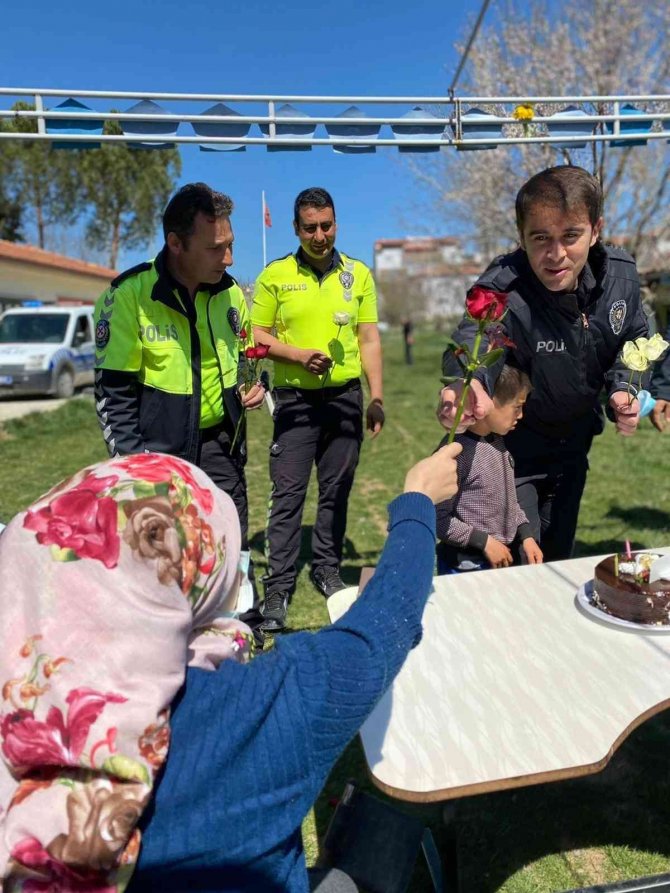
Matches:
[0,453,252,891]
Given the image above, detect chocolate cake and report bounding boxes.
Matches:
[593,552,670,624]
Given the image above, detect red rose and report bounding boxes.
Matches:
[466,287,508,322]
[244,345,269,360]
[23,487,120,568]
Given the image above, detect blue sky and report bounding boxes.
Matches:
[2,0,483,279]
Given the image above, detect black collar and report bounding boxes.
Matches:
[295,246,343,279]
[462,429,498,444]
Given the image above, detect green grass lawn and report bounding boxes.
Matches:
[2,328,670,891]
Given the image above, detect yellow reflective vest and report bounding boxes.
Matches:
[94,248,249,461]
[251,249,378,389]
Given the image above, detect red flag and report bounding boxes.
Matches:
[264,202,272,228]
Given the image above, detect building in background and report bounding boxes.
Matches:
[375,232,670,328]
[373,236,482,323]
[0,241,117,313]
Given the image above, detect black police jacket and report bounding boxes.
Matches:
[442,244,648,440]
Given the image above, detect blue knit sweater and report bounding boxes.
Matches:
[129,492,436,893]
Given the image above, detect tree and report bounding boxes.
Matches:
[0,190,23,242]
[80,118,181,269]
[0,103,84,248]
[0,130,22,241]
[408,0,670,266]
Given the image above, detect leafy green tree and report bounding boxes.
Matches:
[0,102,85,248]
[80,118,181,268]
[0,190,23,242]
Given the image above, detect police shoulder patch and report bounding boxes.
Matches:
[95,319,110,349]
[609,299,627,335]
[227,306,241,336]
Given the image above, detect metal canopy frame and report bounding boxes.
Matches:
[0,87,668,149]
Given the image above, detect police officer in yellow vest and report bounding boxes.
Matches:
[94,182,266,638]
[252,187,384,632]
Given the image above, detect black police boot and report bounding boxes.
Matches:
[310,565,346,598]
[259,591,290,632]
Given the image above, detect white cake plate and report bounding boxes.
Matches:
[575,580,670,634]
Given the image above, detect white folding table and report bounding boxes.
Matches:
[327,550,670,802]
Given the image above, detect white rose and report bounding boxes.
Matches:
[333,312,351,326]
[621,341,649,372]
[642,333,670,362]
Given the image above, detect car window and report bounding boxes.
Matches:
[72,315,92,346]
[0,314,69,344]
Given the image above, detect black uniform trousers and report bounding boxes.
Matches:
[507,414,597,563]
[264,380,364,597]
[198,420,265,641]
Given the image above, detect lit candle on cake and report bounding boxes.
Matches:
[619,542,636,577]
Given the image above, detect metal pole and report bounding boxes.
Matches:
[448,0,493,97]
[34,93,45,135]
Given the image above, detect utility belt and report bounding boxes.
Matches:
[274,378,361,404]
[199,413,240,450]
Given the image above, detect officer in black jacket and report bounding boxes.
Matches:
[440,166,648,562]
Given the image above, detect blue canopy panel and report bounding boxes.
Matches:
[193,103,249,152]
[457,108,501,150]
[546,105,593,149]
[325,106,379,154]
[606,103,652,148]
[260,104,315,151]
[46,98,103,149]
[121,100,178,149]
[391,106,445,153]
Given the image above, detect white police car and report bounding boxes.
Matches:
[0,304,95,398]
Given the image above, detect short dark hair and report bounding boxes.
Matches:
[515,165,603,232]
[293,187,335,224]
[163,182,234,245]
[494,364,532,404]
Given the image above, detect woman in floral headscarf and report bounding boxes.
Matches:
[129,443,461,893]
[0,453,252,891]
[0,443,461,892]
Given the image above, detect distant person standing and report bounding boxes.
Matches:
[402,317,414,365]
[252,187,384,632]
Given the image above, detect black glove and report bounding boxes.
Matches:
[366,399,385,434]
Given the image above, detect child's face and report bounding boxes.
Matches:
[486,393,527,435]
[519,203,602,292]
